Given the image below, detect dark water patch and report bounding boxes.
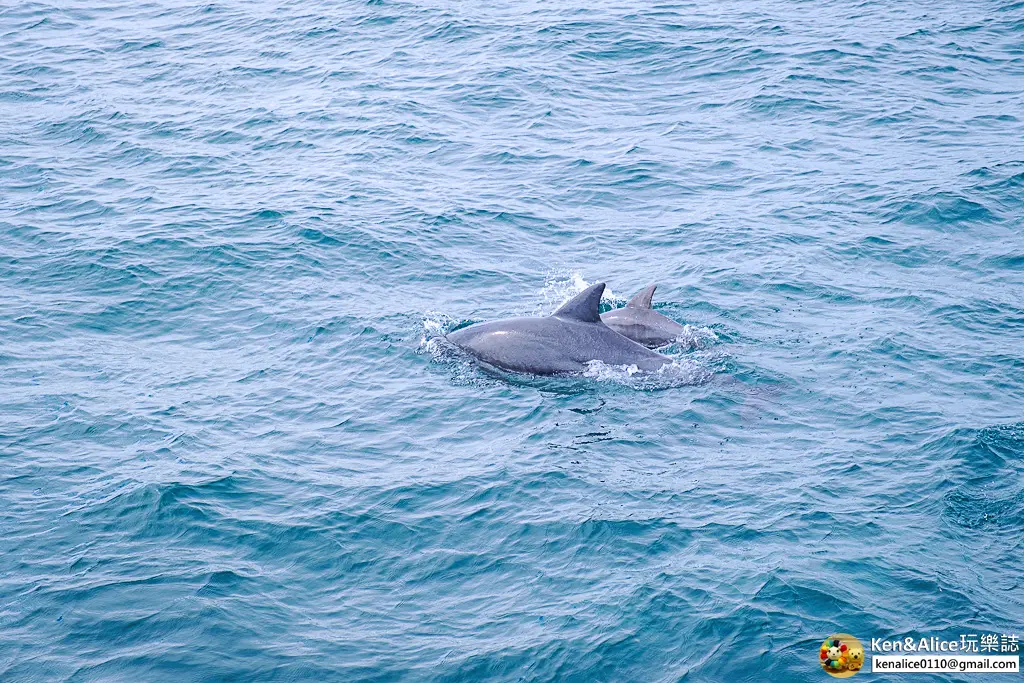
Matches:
[883,193,998,227]
[930,301,1024,335]
[981,251,1024,270]
[944,487,1024,531]
[836,234,942,268]
[114,39,166,52]
[924,424,1024,480]
[745,94,836,116]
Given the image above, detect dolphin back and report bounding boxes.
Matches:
[446,280,672,375]
[626,283,657,309]
[551,282,605,322]
[602,285,686,348]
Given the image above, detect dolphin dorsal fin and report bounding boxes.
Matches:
[626,284,657,309]
[552,282,605,323]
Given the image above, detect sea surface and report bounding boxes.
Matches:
[2,0,1023,681]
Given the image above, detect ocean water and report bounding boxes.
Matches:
[1,0,1023,680]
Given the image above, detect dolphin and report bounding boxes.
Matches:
[446,282,671,375]
[600,284,688,348]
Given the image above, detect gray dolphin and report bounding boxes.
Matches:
[446,282,671,375]
[601,284,688,348]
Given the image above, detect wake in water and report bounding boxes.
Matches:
[419,271,720,389]
[662,324,719,352]
[581,358,713,389]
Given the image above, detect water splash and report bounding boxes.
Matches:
[536,270,623,315]
[666,324,720,351]
[418,311,462,360]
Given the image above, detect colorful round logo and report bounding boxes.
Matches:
[820,634,864,677]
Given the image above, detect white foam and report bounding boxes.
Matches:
[583,358,712,388]
[421,310,458,338]
[669,324,720,351]
[418,311,461,360]
[418,318,502,387]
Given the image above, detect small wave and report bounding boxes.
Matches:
[883,193,997,228]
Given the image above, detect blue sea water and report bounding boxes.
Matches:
[2,0,1023,680]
